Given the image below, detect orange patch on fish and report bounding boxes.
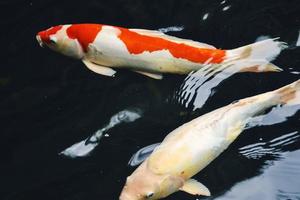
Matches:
[66,24,102,52]
[118,28,225,64]
[38,25,63,44]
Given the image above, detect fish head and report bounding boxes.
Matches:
[120,162,160,200]
[119,162,183,200]
[36,25,84,59]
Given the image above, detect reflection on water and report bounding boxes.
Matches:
[174,63,246,109]
[216,149,300,200]
[158,26,184,33]
[60,108,142,158]
[202,13,209,21]
[296,30,300,46]
[239,131,299,159]
[222,5,231,11]
[247,105,300,127]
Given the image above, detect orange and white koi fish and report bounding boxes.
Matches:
[36,24,286,79]
[120,79,300,200]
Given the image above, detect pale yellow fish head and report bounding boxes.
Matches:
[36,25,84,59]
[119,161,184,200]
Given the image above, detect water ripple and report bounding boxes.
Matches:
[239,131,299,159]
[174,63,244,110]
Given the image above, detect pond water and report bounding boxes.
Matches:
[1,0,299,199]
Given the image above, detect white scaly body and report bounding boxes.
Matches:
[147,92,275,178]
[85,26,215,74]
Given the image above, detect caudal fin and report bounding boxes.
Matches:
[275,79,300,105]
[225,38,287,73]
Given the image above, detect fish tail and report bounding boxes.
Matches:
[275,79,300,105]
[224,38,287,72]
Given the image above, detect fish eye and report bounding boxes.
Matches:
[49,36,57,44]
[146,192,154,198]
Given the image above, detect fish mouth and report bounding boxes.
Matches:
[119,192,135,200]
[36,35,44,47]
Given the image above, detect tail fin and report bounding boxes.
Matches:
[225,38,287,73]
[275,80,300,105]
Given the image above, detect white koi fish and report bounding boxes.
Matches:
[36,24,286,79]
[119,79,300,200]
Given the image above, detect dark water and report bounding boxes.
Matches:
[1,0,300,199]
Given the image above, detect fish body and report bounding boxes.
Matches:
[37,24,285,79]
[120,80,300,200]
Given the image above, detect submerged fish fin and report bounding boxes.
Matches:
[179,179,211,196]
[128,143,161,167]
[132,70,163,79]
[130,29,216,49]
[82,59,116,77]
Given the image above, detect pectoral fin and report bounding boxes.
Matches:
[128,143,161,166]
[82,59,116,77]
[132,70,163,80]
[179,179,211,196]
